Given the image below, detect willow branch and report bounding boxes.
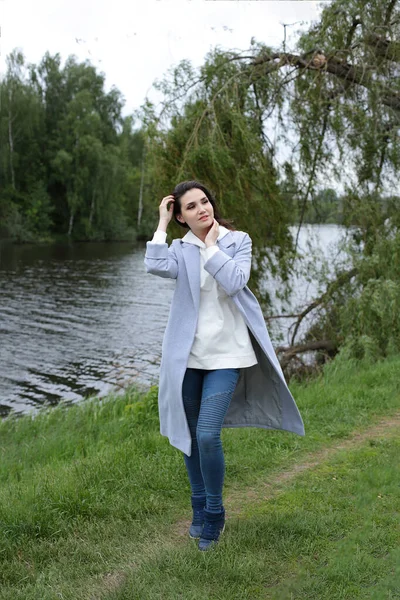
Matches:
[247,51,400,113]
[264,312,302,321]
[176,67,253,180]
[290,267,358,347]
[294,96,331,253]
[384,0,397,26]
[363,31,400,62]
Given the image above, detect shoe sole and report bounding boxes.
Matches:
[198,523,226,550]
[191,524,225,540]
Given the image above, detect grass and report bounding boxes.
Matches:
[0,355,399,599]
[110,437,400,599]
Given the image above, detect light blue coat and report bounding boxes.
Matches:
[144,229,305,456]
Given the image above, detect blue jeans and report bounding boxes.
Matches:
[182,367,240,513]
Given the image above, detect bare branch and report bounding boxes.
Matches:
[290,267,358,346]
[264,312,302,321]
[363,31,400,62]
[247,51,400,113]
[277,339,337,370]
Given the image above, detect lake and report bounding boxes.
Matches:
[0,224,347,417]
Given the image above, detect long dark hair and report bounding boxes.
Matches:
[171,180,235,230]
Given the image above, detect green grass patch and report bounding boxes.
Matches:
[109,437,400,599]
[0,355,399,599]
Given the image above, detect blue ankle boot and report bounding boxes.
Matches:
[198,507,225,551]
[189,495,206,539]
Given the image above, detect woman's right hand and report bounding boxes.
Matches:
[158,195,175,226]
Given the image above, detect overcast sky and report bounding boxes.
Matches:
[0,0,325,116]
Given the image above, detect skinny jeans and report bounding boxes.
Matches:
[182,367,240,513]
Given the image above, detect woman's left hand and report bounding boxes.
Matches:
[204,219,220,248]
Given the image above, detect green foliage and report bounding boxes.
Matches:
[24,181,54,237]
[0,187,29,240]
[135,0,399,307]
[291,0,399,222]
[1,0,398,253]
[1,357,400,596]
[0,51,144,242]
[140,47,296,305]
[1,0,399,358]
[303,188,341,224]
[305,223,400,364]
[124,385,159,427]
[338,228,400,360]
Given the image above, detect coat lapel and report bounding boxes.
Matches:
[181,243,200,313]
[181,231,236,311]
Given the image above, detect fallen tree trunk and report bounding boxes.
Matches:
[276,339,338,370]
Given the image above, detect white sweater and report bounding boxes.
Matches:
[149,226,258,370]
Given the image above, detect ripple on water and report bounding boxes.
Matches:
[0,241,173,415]
[0,227,348,416]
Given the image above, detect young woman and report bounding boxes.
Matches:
[144,180,305,551]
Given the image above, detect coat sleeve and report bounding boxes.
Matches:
[203,232,252,296]
[144,239,178,279]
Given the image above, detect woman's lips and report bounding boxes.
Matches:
[199,215,209,221]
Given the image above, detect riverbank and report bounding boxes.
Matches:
[1,355,400,599]
[0,233,140,245]
[0,224,344,414]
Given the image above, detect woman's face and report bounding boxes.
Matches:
[176,188,214,232]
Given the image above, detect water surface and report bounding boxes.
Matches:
[0,225,347,416]
[0,242,173,416]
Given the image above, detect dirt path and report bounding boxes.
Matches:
[93,410,400,599]
[174,409,400,532]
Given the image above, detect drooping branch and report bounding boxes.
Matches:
[384,0,398,26]
[175,67,253,180]
[295,99,331,253]
[260,267,359,366]
[264,312,302,321]
[375,125,391,192]
[252,81,274,154]
[248,50,400,114]
[345,17,362,51]
[363,31,400,62]
[290,267,358,347]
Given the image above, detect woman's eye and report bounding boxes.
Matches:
[187,200,207,209]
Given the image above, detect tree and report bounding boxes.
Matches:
[140,0,399,254]
[0,50,142,241]
[139,54,295,305]
[0,50,48,239]
[135,0,399,371]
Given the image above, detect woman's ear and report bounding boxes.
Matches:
[177,214,185,224]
